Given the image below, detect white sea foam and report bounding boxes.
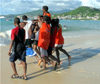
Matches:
[0,16,5,19]
[0,30,11,46]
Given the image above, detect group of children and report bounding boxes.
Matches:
[8,6,71,80]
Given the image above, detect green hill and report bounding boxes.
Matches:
[3,6,100,20]
[54,6,100,20]
[4,10,43,19]
[4,10,58,19]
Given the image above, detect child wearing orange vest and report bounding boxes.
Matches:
[38,16,51,69]
[54,19,71,65]
[42,6,51,19]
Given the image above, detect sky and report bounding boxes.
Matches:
[0,0,100,15]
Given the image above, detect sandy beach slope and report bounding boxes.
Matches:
[0,33,100,84]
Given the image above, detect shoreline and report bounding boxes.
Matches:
[1,32,100,84]
[0,29,100,47]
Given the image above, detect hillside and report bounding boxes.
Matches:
[4,10,43,19]
[3,9,68,19]
[2,6,100,20]
[54,6,100,20]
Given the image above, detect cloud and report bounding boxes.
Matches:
[0,0,42,15]
[57,3,66,6]
[0,0,82,15]
[96,0,100,2]
[0,0,100,15]
[80,0,100,8]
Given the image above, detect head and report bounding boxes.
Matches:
[51,18,59,27]
[42,6,48,13]
[20,22,26,28]
[22,15,28,21]
[43,15,51,24]
[14,17,20,26]
[51,19,55,26]
[37,15,43,22]
[55,18,59,25]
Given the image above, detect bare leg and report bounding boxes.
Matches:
[33,45,40,57]
[21,61,27,78]
[49,55,60,64]
[38,59,42,66]
[55,48,60,65]
[42,57,46,69]
[59,47,71,65]
[11,62,18,75]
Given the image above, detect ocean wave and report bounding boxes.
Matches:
[0,30,11,46]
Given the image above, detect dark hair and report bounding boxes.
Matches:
[43,6,48,12]
[14,17,20,25]
[43,15,51,24]
[38,15,43,18]
[51,18,59,27]
[51,19,55,26]
[22,15,28,20]
[55,18,59,25]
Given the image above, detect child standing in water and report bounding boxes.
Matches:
[54,19,71,65]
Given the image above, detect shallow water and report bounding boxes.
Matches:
[0,18,100,46]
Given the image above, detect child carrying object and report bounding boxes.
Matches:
[25,39,39,61]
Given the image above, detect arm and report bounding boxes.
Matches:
[28,25,33,39]
[8,29,15,56]
[8,40,14,56]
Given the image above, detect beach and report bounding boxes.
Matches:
[0,32,100,84]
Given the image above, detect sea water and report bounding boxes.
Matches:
[0,18,100,46]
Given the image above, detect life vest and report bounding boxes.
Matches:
[55,24,64,45]
[38,22,51,50]
[43,12,51,18]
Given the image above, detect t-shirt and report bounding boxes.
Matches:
[35,31,39,41]
[11,26,25,53]
[38,22,51,50]
[24,20,32,39]
[55,24,64,45]
[11,26,19,40]
[11,26,25,41]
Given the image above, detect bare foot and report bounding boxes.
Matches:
[60,60,63,65]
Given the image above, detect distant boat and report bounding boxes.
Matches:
[0,16,5,19]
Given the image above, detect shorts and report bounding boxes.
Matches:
[33,40,38,45]
[40,47,48,57]
[9,50,26,62]
[55,44,63,48]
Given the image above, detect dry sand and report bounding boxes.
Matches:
[0,33,100,84]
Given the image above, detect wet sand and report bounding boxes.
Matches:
[0,33,100,84]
